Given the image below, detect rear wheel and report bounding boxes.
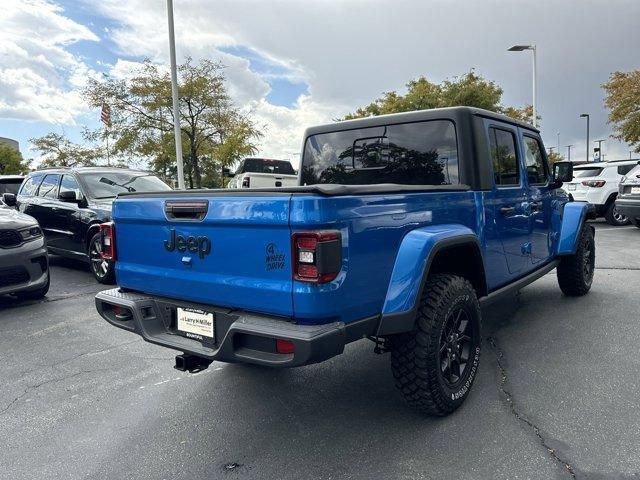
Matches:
[389,274,481,416]
[557,224,595,296]
[89,232,115,284]
[604,201,629,226]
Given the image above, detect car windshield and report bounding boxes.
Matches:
[81,172,171,198]
[239,159,296,175]
[0,179,23,194]
[573,167,603,178]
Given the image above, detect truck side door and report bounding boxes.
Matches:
[520,132,553,264]
[485,124,531,280]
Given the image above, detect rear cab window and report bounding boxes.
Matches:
[38,174,61,199]
[239,159,296,175]
[19,174,44,196]
[488,127,520,187]
[301,120,459,185]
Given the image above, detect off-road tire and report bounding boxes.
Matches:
[89,232,116,284]
[604,200,629,226]
[389,274,481,416]
[557,224,595,296]
[15,271,50,300]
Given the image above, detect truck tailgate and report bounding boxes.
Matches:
[112,194,293,317]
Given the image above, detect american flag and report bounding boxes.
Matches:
[100,104,111,126]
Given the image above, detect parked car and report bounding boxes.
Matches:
[0,201,49,300]
[4,167,171,284]
[226,158,298,189]
[615,162,640,228]
[94,107,592,416]
[562,159,638,225]
[0,175,24,196]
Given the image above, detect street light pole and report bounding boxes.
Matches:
[566,145,573,161]
[557,132,560,153]
[580,113,590,163]
[508,44,537,128]
[167,0,185,189]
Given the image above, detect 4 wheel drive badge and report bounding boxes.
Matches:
[164,228,211,259]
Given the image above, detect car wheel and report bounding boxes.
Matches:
[633,219,640,229]
[89,232,116,284]
[15,271,50,300]
[389,274,481,416]
[557,224,595,296]
[604,201,629,226]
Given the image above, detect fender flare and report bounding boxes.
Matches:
[556,202,593,256]
[376,224,485,336]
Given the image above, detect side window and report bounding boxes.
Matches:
[38,174,61,199]
[489,127,520,186]
[19,175,44,196]
[60,175,83,199]
[522,136,549,185]
[618,164,635,176]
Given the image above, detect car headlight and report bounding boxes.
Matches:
[18,225,43,241]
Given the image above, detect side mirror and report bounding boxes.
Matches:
[551,161,573,188]
[2,193,17,207]
[59,190,78,203]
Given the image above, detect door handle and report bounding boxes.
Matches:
[500,206,516,215]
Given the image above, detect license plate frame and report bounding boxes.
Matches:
[631,186,640,194]
[567,184,577,191]
[176,307,215,343]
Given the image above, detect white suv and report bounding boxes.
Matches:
[563,160,638,226]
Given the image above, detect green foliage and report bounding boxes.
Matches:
[83,58,262,188]
[0,145,29,174]
[603,70,640,153]
[29,133,99,168]
[547,150,565,164]
[344,71,535,125]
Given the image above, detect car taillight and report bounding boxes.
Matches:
[582,180,606,188]
[242,176,250,188]
[292,230,341,283]
[99,222,116,261]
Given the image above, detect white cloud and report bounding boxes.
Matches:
[0,0,99,124]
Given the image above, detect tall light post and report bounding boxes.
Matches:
[167,0,185,189]
[508,44,537,128]
[580,113,590,163]
[566,144,573,161]
[557,132,560,153]
[594,139,605,162]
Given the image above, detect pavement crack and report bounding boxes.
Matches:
[487,336,577,479]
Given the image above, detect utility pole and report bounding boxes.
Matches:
[557,132,560,153]
[566,145,573,161]
[508,44,537,128]
[580,113,590,163]
[167,0,185,189]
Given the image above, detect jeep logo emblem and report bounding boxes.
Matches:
[164,228,211,259]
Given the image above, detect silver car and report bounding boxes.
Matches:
[0,200,49,299]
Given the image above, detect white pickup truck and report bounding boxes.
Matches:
[226,158,298,189]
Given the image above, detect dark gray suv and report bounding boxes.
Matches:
[0,201,49,299]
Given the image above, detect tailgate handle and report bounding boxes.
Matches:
[164,201,208,221]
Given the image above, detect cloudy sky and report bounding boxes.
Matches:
[1,0,638,167]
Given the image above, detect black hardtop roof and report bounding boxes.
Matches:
[29,166,152,176]
[303,106,538,137]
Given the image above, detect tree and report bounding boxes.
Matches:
[30,133,99,168]
[344,71,536,125]
[547,150,565,164]
[83,58,262,188]
[0,145,29,174]
[603,70,640,153]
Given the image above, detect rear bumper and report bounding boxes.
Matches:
[95,288,377,367]
[615,197,640,220]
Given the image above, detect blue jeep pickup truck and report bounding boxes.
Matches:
[95,107,594,415]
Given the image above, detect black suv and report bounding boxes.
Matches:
[5,167,171,283]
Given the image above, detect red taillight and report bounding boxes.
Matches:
[276,339,295,354]
[582,180,606,188]
[292,230,341,283]
[242,176,250,188]
[99,222,116,261]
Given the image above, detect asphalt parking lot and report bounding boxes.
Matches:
[1,221,639,480]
